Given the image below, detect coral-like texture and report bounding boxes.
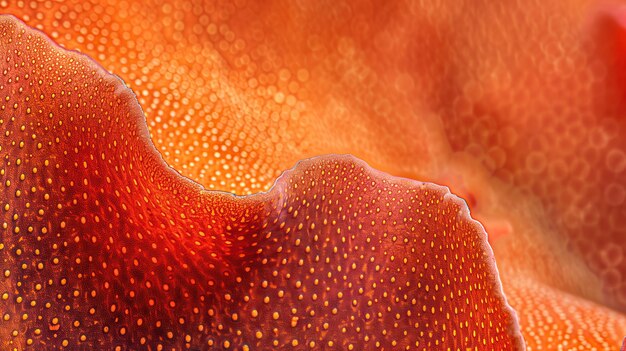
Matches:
[3,0,626,349]
[502,272,626,350]
[0,16,523,350]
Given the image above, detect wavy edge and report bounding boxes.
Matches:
[0,13,526,349]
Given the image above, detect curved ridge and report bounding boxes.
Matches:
[0,15,524,350]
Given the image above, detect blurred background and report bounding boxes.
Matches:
[4,0,626,349]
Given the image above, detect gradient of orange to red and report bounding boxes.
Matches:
[1,0,626,350]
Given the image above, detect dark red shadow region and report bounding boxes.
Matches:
[0,16,523,350]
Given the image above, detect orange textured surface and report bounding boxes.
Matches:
[2,0,626,350]
[0,17,523,349]
[502,271,626,350]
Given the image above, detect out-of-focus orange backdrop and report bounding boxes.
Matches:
[4,0,626,349]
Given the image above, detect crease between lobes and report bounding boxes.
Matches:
[0,16,524,350]
[4,1,626,317]
[3,0,626,349]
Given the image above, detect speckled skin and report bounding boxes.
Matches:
[2,0,626,349]
[0,16,523,350]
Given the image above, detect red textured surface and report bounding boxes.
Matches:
[3,0,626,350]
[0,17,523,350]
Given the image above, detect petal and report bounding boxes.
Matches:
[0,16,523,349]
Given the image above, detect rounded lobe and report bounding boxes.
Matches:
[0,16,523,350]
[4,1,626,349]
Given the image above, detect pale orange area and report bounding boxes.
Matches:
[502,271,626,350]
[3,0,626,349]
[0,16,523,349]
